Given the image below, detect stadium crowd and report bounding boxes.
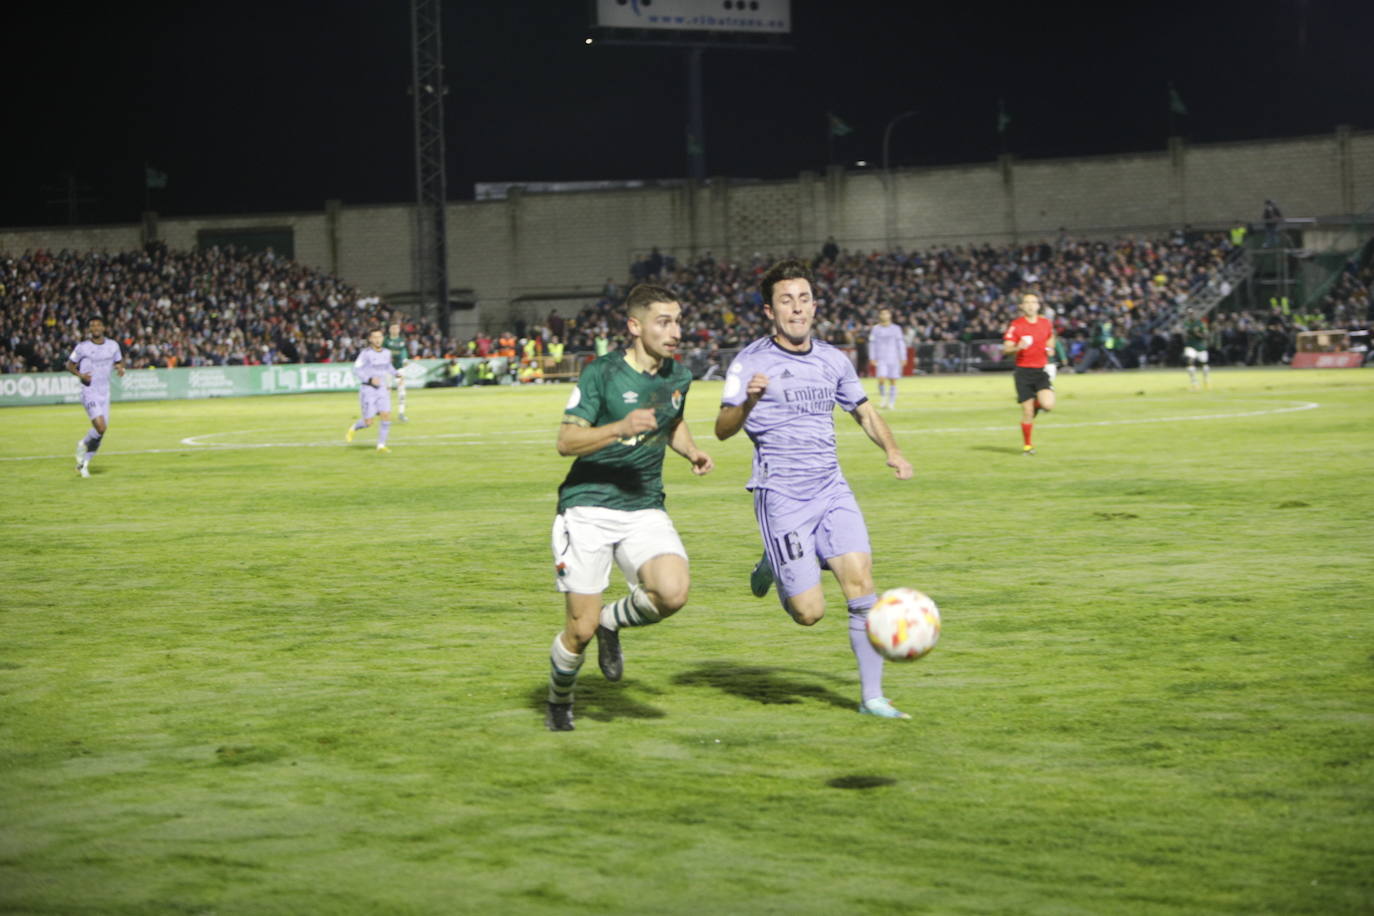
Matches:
[0,244,447,374]
[3,232,1369,377]
[567,233,1373,372]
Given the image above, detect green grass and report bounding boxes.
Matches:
[2,367,1371,914]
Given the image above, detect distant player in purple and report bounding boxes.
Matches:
[65,317,124,478]
[868,308,906,409]
[715,258,915,719]
[345,329,397,451]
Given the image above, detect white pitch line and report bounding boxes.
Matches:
[180,427,277,445]
[0,399,1320,462]
[0,434,556,462]
[876,399,1320,436]
[178,428,550,446]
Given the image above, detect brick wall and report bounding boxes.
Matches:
[0,224,142,254]
[4,129,1370,327]
[1349,134,1374,215]
[336,204,413,293]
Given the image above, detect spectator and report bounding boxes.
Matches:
[1078,318,1124,372]
[1262,199,1283,248]
[820,236,839,263]
[12,232,1355,380]
[1,244,455,373]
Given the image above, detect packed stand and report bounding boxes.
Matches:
[1319,255,1374,332]
[559,231,1372,373]
[0,244,454,374]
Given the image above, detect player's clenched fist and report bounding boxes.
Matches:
[619,407,658,437]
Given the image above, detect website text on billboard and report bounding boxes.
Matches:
[594,0,791,34]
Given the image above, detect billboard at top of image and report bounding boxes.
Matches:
[595,0,790,34]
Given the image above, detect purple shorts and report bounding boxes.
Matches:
[81,389,110,420]
[753,484,871,600]
[875,360,903,379]
[359,383,391,419]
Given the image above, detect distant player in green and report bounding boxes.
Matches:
[544,284,714,731]
[1182,316,1210,390]
[385,322,410,421]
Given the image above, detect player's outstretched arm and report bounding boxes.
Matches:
[668,417,713,476]
[852,401,912,479]
[557,408,657,457]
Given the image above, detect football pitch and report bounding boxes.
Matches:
[2,367,1371,914]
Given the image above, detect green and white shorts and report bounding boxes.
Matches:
[552,506,687,594]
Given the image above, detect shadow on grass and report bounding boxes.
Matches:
[827,774,897,790]
[525,679,666,724]
[967,444,1019,455]
[671,660,852,710]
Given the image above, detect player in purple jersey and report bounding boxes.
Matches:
[345,329,397,451]
[869,308,906,409]
[715,259,916,720]
[65,317,124,478]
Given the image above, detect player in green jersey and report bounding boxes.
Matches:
[1182,316,1211,390]
[384,322,410,421]
[544,284,714,731]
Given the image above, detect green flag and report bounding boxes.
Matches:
[828,113,853,138]
[1168,83,1187,117]
[145,167,168,190]
[996,99,1011,134]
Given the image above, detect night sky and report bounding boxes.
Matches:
[7,0,1370,229]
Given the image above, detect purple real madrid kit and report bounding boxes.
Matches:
[68,338,122,419]
[353,347,395,418]
[720,337,873,600]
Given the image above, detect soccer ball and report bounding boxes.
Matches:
[866,588,941,661]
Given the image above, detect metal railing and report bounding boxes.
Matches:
[1146,244,1252,332]
[1295,204,1374,311]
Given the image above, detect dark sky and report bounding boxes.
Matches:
[7,0,1370,228]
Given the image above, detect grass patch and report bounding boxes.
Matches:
[1,367,1371,914]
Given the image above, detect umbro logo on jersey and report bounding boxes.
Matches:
[622,391,639,403]
[780,369,794,379]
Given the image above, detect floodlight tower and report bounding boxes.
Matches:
[410,0,450,329]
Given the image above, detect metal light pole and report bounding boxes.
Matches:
[687,47,705,181]
[882,110,919,178]
[882,110,918,248]
[411,0,450,331]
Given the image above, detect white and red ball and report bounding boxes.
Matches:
[866,588,941,661]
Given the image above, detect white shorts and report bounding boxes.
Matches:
[552,506,687,594]
[396,362,426,383]
[1183,347,1209,364]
